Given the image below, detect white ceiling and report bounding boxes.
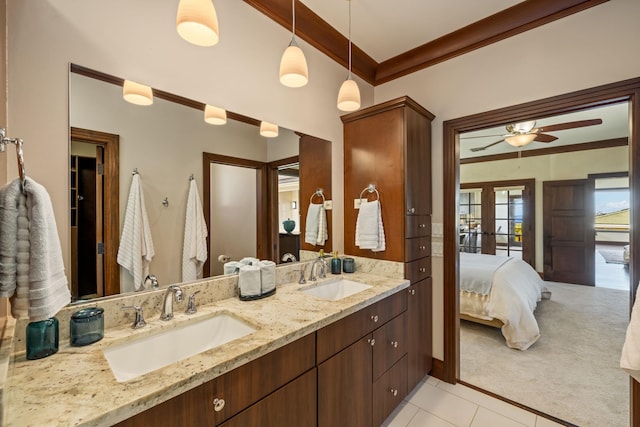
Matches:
[300,0,522,62]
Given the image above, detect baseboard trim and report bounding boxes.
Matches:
[430,358,447,383]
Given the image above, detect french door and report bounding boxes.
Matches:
[460,179,535,266]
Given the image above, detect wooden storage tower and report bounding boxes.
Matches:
[342,96,434,391]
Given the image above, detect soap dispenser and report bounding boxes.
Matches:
[331,251,342,275]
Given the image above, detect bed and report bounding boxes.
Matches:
[460,252,547,350]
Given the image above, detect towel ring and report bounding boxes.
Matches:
[359,184,380,201]
[310,189,325,204]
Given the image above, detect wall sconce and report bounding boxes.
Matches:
[176,0,220,47]
[260,121,279,138]
[337,0,360,112]
[122,80,153,106]
[279,0,308,88]
[204,104,227,125]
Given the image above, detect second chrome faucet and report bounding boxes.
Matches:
[160,285,184,321]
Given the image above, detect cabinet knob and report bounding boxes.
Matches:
[407,207,415,214]
[367,338,376,347]
[419,267,426,273]
[212,398,225,412]
[408,288,415,296]
[371,315,379,323]
[418,223,426,228]
[390,388,398,397]
[390,340,398,348]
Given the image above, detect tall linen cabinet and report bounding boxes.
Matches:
[342,96,434,392]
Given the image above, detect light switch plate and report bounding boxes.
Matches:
[323,200,333,210]
[432,242,443,257]
[354,198,362,209]
[432,222,443,237]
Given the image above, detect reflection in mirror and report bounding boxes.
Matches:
[69,64,329,303]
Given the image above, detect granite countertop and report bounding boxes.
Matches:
[5,272,409,427]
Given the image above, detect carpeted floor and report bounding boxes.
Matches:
[460,281,630,427]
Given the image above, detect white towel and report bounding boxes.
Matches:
[355,200,386,252]
[621,291,640,382]
[223,261,242,275]
[23,178,71,322]
[117,174,155,291]
[238,265,261,297]
[182,179,208,282]
[239,257,259,266]
[0,178,22,298]
[304,203,328,246]
[257,260,276,294]
[12,190,30,319]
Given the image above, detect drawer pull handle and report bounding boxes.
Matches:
[390,340,398,348]
[419,245,426,250]
[408,288,415,296]
[419,267,426,273]
[418,223,426,228]
[368,338,376,346]
[408,207,415,214]
[212,398,225,412]
[371,315,379,323]
[390,388,398,397]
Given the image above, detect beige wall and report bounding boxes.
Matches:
[375,0,640,359]
[0,0,6,318]
[462,146,629,272]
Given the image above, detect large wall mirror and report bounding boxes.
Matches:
[69,64,331,302]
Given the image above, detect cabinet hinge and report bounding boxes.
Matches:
[97,242,104,254]
[97,164,104,175]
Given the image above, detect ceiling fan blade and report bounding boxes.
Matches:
[461,133,505,140]
[469,139,504,152]
[533,133,558,143]
[539,118,603,132]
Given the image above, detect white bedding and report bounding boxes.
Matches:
[460,253,545,350]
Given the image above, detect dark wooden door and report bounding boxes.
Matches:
[543,179,595,285]
[77,156,98,298]
[318,336,373,427]
[407,278,432,391]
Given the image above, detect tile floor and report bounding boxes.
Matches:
[382,377,566,427]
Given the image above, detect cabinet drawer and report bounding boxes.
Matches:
[404,236,431,262]
[208,333,316,425]
[405,215,431,238]
[404,258,431,283]
[317,291,407,363]
[373,355,408,427]
[372,313,407,380]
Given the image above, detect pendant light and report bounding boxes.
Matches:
[122,80,153,106]
[176,0,220,47]
[279,0,309,87]
[204,104,227,125]
[337,0,360,112]
[260,121,279,138]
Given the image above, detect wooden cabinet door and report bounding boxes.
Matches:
[318,336,373,427]
[219,369,317,427]
[407,278,432,391]
[372,313,407,381]
[405,106,432,216]
[373,355,408,427]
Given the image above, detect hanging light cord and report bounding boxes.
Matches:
[348,0,353,79]
[290,0,298,46]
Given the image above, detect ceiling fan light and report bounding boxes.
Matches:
[279,43,309,88]
[123,80,153,106]
[260,121,279,138]
[505,133,537,147]
[204,104,227,125]
[176,0,220,47]
[337,78,361,112]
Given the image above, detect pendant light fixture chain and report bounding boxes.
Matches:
[348,0,352,79]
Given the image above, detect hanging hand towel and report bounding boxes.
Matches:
[12,190,30,319]
[117,174,155,291]
[238,265,261,298]
[304,203,328,246]
[23,177,71,322]
[621,288,640,382]
[182,179,208,282]
[0,178,22,298]
[355,200,386,252]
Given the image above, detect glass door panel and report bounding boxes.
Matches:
[494,188,523,259]
[460,189,482,253]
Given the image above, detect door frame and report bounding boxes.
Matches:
[442,77,640,423]
[70,127,120,296]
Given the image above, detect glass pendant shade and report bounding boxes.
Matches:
[260,121,279,138]
[279,42,309,88]
[122,80,153,106]
[176,0,220,47]
[337,79,361,112]
[204,104,227,125]
[505,133,537,147]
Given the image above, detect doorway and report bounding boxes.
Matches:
[442,78,640,424]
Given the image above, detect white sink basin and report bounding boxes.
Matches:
[103,313,256,382]
[300,278,372,301]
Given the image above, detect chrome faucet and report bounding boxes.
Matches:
[160,285,184,321]
[310,257,328,281]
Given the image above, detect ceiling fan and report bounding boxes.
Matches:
[466,118,603,152]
